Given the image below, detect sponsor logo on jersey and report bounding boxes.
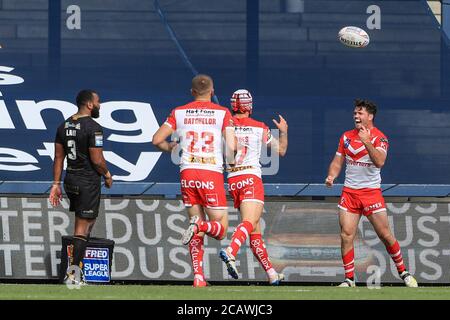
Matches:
[344,138,351,148]
[235,127,254,133]
[64,122,80,129]
[188,155,216,165]
[94,132,103,147]
[186,109,215,116]
[346,158,375,168]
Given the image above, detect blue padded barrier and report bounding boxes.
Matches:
[381,184,450,197]
[101,183,155,196]
[1,182,450,198]
[143,183,180,198]
[263,184,308,196]
[0,181,52,194]
[296,184,343,197]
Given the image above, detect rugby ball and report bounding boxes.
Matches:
[338,26,370,48]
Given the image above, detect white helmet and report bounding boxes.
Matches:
[231,89,253,114]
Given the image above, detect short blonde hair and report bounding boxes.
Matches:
[192,74,213,96]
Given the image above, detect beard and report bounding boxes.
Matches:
[91,106,100,118]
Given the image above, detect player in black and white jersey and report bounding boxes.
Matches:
[49,90,113,285]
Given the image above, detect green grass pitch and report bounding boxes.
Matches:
[0,284,449,300]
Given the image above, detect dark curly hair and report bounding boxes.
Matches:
[76,89,97,108]
[354,98,377,119]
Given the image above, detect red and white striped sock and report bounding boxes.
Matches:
[227,221,254,257]
[189,234,204,278]
[342,248,355,279]
[198,220,225,240]
[386,240,406,273]
[249,234,274,274]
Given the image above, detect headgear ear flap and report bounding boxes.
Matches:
[231,89,253,114]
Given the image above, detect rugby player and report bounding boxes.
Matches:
[219,89,288,285]
[325,99,418,288]
[152,74,235,287]
[49,90,113,285]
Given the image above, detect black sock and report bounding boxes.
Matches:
[72,235,88,268]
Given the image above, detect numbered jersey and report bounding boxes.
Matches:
[336,127,389,189]
[227,116,272,179]
[164,101,233,173]
[55,116,104,180]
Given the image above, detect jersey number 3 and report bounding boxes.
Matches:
[67,140,77,160]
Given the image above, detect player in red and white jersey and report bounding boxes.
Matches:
[325,99,418,288]
[218,89,288,285]
[152,74,235,287]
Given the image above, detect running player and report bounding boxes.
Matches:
[49,90,113,285]
[325,99,418,287]
[219,89,288,285]
[152,74,235,287]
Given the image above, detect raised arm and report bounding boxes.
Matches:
[269,115,288,156]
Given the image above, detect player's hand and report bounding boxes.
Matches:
[169,141,179,152]
[105,176,113,188]
[358,125,371,144]
[273,115,288,135]
[325,176,334,188]
[49,184,62,207]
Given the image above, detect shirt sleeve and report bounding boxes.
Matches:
[222,109,234,132]
[54,126,64,145]
[164,109,177,130]
[89,124,104,148]
[374,135,389,153]
[336,134,345,156]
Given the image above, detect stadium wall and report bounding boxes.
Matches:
[1,195,449,284]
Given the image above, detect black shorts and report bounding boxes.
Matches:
[64,175,101,219]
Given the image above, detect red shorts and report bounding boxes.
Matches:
[338,187,386,216]
[228,174,264,209]
[180,169,227,209]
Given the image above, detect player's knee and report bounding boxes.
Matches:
[340,230,355,242]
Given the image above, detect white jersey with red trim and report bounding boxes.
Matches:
[336,127,389,189]
[227,116,272,179]
[164,101,233,173]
